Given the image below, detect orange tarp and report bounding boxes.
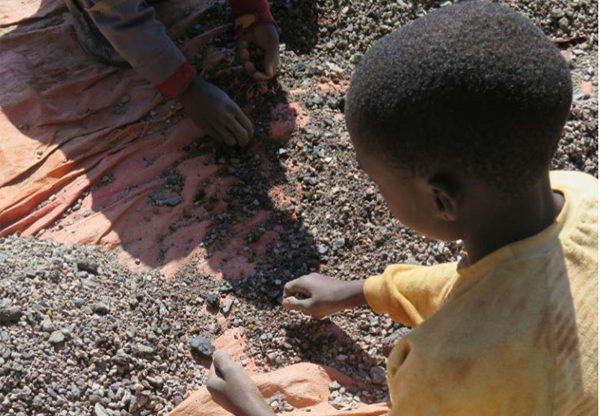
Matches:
[171,362,390,416]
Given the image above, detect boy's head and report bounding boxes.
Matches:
[345,0,572,240]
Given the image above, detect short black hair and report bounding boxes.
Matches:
[346,0,572,192]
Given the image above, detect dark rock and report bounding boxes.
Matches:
[156,196,182,207]
[0,305,22,325]
[91,302,110,315]
[189,336,215,359]
[205,293,220,310]
[369,366,386,385]
[77,260,99,275]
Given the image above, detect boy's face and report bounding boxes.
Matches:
[348,123,460,242]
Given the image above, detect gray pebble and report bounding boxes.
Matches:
[91,302,110,315]
[48,331,65,345]
[94,403,110,416]
[369,366,387,385]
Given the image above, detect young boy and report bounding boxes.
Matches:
[206,1,598,414]
[64,0,279,146]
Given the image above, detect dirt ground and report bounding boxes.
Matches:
[0,0,597,415]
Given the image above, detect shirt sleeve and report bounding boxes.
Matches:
[80,0,186,86]
[363,262,459,327]
[229,0,275,24]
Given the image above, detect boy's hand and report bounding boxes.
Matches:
[237,23,280,81]
[180,76,253,146]
[282,274,367,319]
[207,352,275,416]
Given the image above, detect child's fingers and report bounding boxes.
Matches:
[237,47,250,62]
[243,61,256,76]
[263,47,279,78]
[282,296,310,312]
[207,362,225,392]
[283,279,310,298]
[212,351,235,374]
[234,107,254,138]
[252,71,272,81]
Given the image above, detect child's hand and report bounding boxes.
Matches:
[236,23,280,81]
[207,352,275,416]
[282,273,366,319]
[180,76,253,147]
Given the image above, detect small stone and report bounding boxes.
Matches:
[205,293,220,310]
[559,17,570,30]
[221,298,234,314]
[48,330,65,344]
[94,403,110,416]
[551,8,565,19]
[336,354,348,361]
[77,260,99,275]
[332,237,346,250]
[369,366,387,385]
[317,244,329,255]
[0,305,22,325]
[146,376,164,389]
[329,380,341,390]
[112,350,131,366]
[91,302,110,315]
[136,344,155,355]
[189,336,214,359]
[156,196,182,207]
[41,317,54,332]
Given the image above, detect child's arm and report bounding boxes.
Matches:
[282,273,367,318]
[207,352,275,416]
[283,263,459,327]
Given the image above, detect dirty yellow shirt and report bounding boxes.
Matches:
[364,171,598,415]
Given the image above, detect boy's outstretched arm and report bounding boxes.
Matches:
[282,273,367,318]
[207,352,275,416]
[284,264,459,327]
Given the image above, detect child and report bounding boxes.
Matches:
[65,0,279,146]
[206,1,598,415]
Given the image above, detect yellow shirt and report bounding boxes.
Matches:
[364,171,598,415]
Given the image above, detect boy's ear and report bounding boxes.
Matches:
[428,174,460,222]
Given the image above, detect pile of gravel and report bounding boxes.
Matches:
[0,237,220,415]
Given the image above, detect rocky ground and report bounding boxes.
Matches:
[0,0,597,415]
